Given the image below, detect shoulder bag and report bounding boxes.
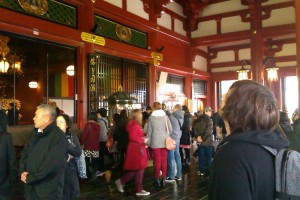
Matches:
[101,119,114,149]
[71,134,87,179]
[165,116,176,150]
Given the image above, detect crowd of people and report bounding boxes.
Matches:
[0,80,300,199]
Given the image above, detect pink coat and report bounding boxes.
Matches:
[124,120,148,170]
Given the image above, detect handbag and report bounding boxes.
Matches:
[71,134,87,179]
[74,150,88,179]
[165,116,176,150]
[100,119,114,149]
[106,133,114,149]
[166,136,176,150]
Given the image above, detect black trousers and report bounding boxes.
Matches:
[98,141,107,171]
[85,157,98,179]
[179,147,191,164]
[98,141,113,171]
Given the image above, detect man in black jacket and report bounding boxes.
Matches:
[20,104,67,200]
[0,131,17,200]
[192,106,213,176]
[0,102,8,132]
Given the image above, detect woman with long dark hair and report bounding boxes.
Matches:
[56,114,81,200]
[114,109,129,171]
[179,105,192,166]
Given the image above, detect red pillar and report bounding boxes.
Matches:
[76,0,95,128]
[206,78,212,107]
[148,64,157,106]
[184,74,193,108]
[249,0,264,84]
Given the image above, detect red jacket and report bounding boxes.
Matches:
[124,120,148,170]
[81,121,100,151]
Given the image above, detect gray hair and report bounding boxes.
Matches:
[37,104,56,121]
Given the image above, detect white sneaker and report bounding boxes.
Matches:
[136,190,150,196]
[115,179,124,193]
[165,177,175,182]
[95,171,104,177]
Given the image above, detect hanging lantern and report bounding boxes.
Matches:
[264,57,279,82]
[237,60,251,80]
[266,67,279,82]
[0,59,9,73]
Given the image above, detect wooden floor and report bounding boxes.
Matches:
[13,156,209,200]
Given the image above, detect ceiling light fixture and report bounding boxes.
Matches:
[237,59,251,80]
[66,65,74,76]
[0,35,24,75]
[28,81,38,89]
[263,57,279,82]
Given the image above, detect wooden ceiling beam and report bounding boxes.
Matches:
[192,24,295,47]
[267,38,296,44]
[192,30,251,46]
[208,39,296,62]
[210,43,250,52]
[208,38,295,54]
[164,9,185,22]
[275,55,297,63]
[194,48,208,59]
[209,55,296,69]
[141,0,173,21]
[262,24,296,38]
[199,9,248,22]
[210,61,241,68]
[181,0,209,32]
[199,1,293,22]
[174,0,229,5]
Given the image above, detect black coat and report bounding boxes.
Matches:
[209,130,289,200]
[180,112,192,145]
[114,120,129,150]
[211,112,227,137]
[7,108,18,126]
[64,132,82,200]
[0,132,17,200]
[20,122,67,200]
[0,110,7,132]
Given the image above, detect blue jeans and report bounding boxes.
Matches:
[167,142,182,179]
[198,146,213,174]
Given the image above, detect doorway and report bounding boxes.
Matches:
[283,76,298,119]
[88,53,148,119]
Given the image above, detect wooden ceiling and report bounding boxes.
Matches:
[171,0,295,54]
